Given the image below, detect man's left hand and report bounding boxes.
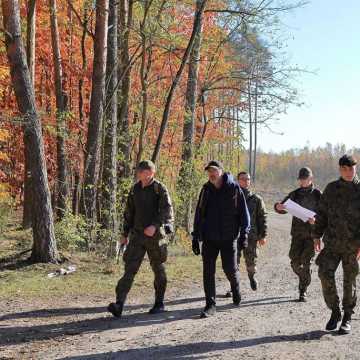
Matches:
[356,248,360,260]
[258,238,267,247]
[144,225,157,237]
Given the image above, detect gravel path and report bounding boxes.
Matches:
[2,213,360,359]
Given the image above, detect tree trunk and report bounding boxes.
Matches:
[2,0,58,263]
[73,5,89,215]
[247,79,253,175]
[253,79,258,182]
[101,0,118,240]
[80,0,109,221]
[117,0,133,178]
[177,0,204,231]
[136,0,153,166]
[151,0,208,163]
[49,0,69,219]
[23,0,36,229]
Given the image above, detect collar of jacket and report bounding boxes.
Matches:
[241,187,253,199]
[298,184,314,193]
[338,175,360,186]
[206,172,236,190]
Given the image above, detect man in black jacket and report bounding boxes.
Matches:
[192,161,250,318]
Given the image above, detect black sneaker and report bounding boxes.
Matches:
[338,313,352,335]
[149,302,165,314]
[200,304,216,318]
[325,308,341,331]
[108,302,123,318]
[249,275,258,291]
[298,290,307,302]
[232,291,241,306]
[225,290,232,298]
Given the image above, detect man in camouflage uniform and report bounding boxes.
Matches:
[275,167,321,302]
[108,160,174,318]
[226,171,267,295]
[313,155,360,335]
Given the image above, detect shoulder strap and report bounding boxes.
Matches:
[153,181,160,195]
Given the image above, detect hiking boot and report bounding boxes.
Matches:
[338,313,352,335]
[149,301,165,314]
[232,291,241,306]
[225,290,232,298]
[298,290,307,302]
[200,304,216,318]
[249,275,258,291]
[325,308,341,331]
[107,302,124,318]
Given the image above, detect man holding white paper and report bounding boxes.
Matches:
[275,167,322,302]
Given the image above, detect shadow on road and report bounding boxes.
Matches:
[57,330,329,360]
[0,296,294,347]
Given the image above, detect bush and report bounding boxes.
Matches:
[55,211,89,251]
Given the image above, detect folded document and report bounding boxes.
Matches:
[283,199,316,223]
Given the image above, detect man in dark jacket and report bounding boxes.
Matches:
[313,155,360,335]
[275,167,321,302]
[226,171,267,296]
[192,161,250,318]
[108,160,174,318]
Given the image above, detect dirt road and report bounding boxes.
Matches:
[2,213,360,359]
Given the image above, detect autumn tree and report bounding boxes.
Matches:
[2,0,58,263]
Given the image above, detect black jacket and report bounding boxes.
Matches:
[192,173,250,245]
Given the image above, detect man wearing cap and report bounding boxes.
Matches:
[108,160,174,318]
[313,155,360,335]
[275,167,322,302]
[225,171,267,296]
[192,160,250,318]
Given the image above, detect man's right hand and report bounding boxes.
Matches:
[275,203,286,212]
[314,238,321,252]
[120,237,129,246]
[192,240,200,256]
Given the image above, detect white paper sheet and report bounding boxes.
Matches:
[283,199,316,223]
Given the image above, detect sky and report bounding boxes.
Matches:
[251,0,360,153]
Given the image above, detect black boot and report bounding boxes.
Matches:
[338,312,352,335]
[108,302,124,318]
[200,303,216,318]
[249,274,258,291]
[298,290,307,302]
[232,290,241,306]
[325,308,341,331]
[149,301,165,314]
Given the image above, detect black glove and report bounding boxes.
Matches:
[237,233,248,251]
[192,240,201,256]
[164,224,174,235]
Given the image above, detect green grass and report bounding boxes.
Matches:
[0,216,204,301]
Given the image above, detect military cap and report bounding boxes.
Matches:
[339,154,357,167]
[298,167,313,179]
[136,160,156,171]
[204,160,223,171]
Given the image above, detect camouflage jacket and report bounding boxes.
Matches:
[123,179,174,238]
[275,184,322,238]
[242,188,267,241]
[313,177,360,250]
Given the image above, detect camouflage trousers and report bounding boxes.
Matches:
[316,246,359,314]
[289,236,315,291]
[238,238,258,276]
[116,232,168,304]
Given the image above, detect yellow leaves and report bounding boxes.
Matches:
[0,183,10,202]
[0,129,9,142]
